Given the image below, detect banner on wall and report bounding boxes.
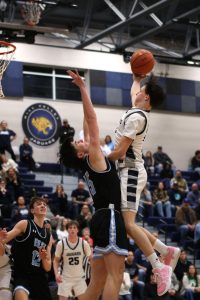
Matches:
[22,103,62,146]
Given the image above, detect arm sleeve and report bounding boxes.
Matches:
[19,145,23,157]
[123,114,146,140]
[29,145,33,155]
[83,240,92,257]
[55,241,62,258]
[9,129,16,137]
[71,190,76,197]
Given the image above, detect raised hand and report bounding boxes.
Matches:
[133,73,146,81]
[67,70,85,88]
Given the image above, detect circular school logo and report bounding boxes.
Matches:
[22,103,61,146]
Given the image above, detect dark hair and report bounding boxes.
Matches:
[195,150,200,156]
[144,74,165,109]
[187,265,198,283]
[66,220,79,230]
[60,138,84,169]
[29,196,48,209]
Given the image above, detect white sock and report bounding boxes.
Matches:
[147,252,163,269]
[153,239,168,256]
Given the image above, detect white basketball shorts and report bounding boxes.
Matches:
[58,277,87,297]
[118,165,147,212]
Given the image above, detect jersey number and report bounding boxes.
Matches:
[84,171,96,196]
[68,257,79,265]
[32,250,40,267]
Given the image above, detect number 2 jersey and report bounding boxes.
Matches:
[55,237,91,279]
[11,219,51,275]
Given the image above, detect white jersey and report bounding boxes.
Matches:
[0,245,11,290]
[55,237,91,279]
[0,253,10,268]
[114,107,150,166]
[0,245,10,268]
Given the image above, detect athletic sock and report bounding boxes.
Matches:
[147,252,163,269]
[153,239,168,256]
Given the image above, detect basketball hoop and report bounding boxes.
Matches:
[20,0,44,26]
[0,41,16,99]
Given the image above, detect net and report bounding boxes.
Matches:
[0,41,16,98]
[21,0,44,26]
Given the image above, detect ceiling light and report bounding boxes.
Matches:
[68,1,78,8]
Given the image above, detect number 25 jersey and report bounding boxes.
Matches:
[55,237,91,279]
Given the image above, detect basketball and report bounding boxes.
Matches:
[130,49,155,75]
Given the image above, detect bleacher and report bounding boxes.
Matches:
[18,163,79,201]
[18,165,53,200]
[19,164,200,258]
[3,162,200,268]
[143,169,200,267]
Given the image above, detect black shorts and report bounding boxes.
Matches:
[90,208,128,258]
[13,271,52,300]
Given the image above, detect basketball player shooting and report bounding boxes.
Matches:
[108,52,180,296]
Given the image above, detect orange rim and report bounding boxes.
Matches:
[0,41,16,55]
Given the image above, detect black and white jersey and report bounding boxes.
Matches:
[82,156,121,212]
[11,219,51,274]
[114,108,150,165]
[55,237,91,279]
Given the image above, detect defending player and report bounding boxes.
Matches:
[0,197,52,300]
[108,73,180,296]
[53,220,91,300]
[60,70,128,300]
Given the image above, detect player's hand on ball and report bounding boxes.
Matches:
[133,73,146,81]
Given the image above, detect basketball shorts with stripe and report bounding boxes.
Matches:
[119,166,147,212]
[90,208,128,258]
[13,271,52,300]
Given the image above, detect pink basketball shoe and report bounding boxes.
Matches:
[163,246,181,271]
[153,264,172,296]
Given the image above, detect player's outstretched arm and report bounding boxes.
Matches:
[83,118,90,144]
[67,70,106,170]
[130,74,145,107]
[0,220,27,245]
[67,70,99,142]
